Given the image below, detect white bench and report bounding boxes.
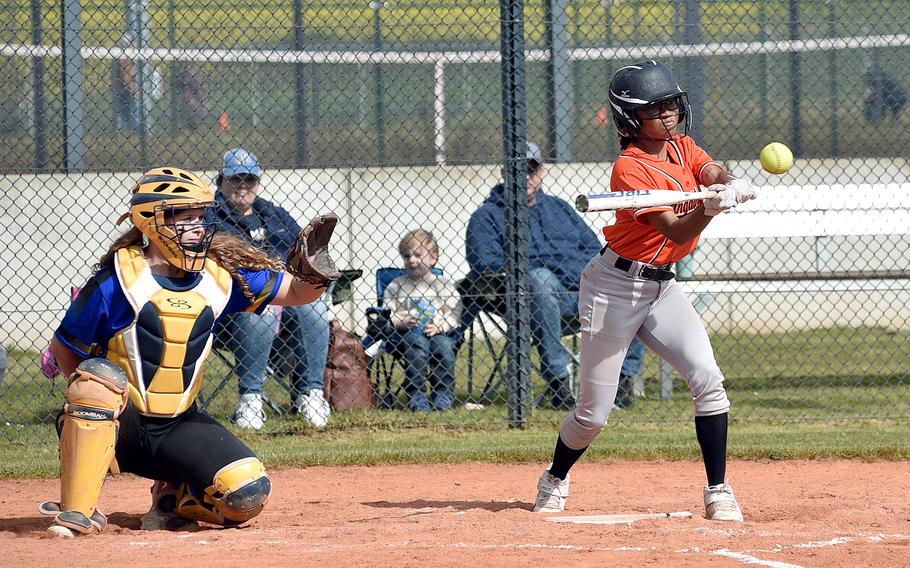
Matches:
[654,183,910,398]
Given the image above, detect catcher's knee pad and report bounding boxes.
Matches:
[58,358,129,528]
[173,458,271,526]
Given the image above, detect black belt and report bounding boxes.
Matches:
[602,245,675,282]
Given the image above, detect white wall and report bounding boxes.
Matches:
[3,157,910,350]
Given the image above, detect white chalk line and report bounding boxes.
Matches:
[125,528,910,566]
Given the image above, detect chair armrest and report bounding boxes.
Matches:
[365,306,394,341]
[459,271,507,302]
[328,268,364,305]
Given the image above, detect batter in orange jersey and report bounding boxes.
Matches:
[533,61,758,522]
[605,134,722,266]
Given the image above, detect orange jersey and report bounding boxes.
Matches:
[602,135,720,265]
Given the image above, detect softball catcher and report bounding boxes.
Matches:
[39,167,340,537]
[534,61,756,521]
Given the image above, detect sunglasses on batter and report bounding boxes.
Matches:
[638,98,681,119]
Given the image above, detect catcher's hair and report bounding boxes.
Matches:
[398,228,439,258]
[96,229,283,301]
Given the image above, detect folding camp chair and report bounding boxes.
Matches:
[458,271,580,407]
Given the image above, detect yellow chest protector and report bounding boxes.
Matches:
[106,246,233,416]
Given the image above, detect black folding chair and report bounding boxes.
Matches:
[458,271,580,406]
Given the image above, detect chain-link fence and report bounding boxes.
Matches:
[2,1,909,443]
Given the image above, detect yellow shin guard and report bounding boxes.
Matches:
[58,359,129,528]
[173,458,271,526]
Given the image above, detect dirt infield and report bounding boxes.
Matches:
[3,459,909,567]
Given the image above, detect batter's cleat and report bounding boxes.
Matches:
[533,469,571,513]
[39,502,107,537]
[140,481,199,531]
[704,483,744,522]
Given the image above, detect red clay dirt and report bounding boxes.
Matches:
[2,459,909,567]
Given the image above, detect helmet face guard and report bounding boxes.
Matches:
[608,60,691,140]
[121,167,218,272]
[150,202,218,272]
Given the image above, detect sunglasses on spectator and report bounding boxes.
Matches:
[226,174,259,185]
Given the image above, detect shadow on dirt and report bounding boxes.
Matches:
[362,499,530,514]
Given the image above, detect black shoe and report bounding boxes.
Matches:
[550,378,576,410]
[613,374,635,409]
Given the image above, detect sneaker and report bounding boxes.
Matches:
[295,389,331,428]
[533,469,570,513]
[233,393,266,430]
[408,392,432,413]
[432,392,454,412]
[140,481,199,531]
[704,483,744,522]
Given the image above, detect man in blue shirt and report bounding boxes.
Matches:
[465,142,644,410]
[213,148,333,429]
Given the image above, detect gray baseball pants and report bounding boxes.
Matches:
[559,247,730,450]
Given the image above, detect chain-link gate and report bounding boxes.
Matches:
[2,1,909,445]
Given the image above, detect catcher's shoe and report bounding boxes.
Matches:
[140,481,199,531]
[533,468,570,513]
[39,501,107,537]
[704,483,744,522]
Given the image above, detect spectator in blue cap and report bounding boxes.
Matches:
[213,147,333,429]
[464,141,645,410]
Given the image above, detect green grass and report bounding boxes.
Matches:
[3,420,909,478]
[1,325,910,478]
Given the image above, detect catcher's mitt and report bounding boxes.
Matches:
[286,213,342,288]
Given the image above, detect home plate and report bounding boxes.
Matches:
[547,511,692,525]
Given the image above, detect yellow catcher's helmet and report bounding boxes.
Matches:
[119,167,218,272]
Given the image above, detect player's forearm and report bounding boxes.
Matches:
[270,274,324,306]
[700,164,731,186]
[50,336,83,377]
[648,210,713,245]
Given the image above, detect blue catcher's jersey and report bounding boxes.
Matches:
[55,262,283,360]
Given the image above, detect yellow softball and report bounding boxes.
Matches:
[759,142,794,175]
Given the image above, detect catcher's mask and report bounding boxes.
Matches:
[117,167,218,272]
[608,60,691,140]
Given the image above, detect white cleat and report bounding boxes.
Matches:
[233,393,266,430]
[295,389,331,429]
[704,483,744,522]
[533,469,570,513]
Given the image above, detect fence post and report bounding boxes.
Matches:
[544,0,572,162]
[789,0,803,156]
[683,0,704,143]
[500,0,532,428]
[294,0,308,167]
[372,1,386,165]
[61,0,86,173]
[30,0,48,171]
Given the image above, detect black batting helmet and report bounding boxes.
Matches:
[608,60,690,138]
